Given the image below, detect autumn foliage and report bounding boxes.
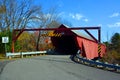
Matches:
[17,31,55,52]
[103,33,120,64]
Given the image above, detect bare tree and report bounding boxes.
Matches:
[0,0,40,31]
[35,7,61,50]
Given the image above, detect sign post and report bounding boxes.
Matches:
[2,37,9,54]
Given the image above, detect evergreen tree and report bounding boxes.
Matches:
[111,33,120,53]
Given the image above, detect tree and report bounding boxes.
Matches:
[0,30,12,53]
[35,7,61,51]
[17,32,36,52]
[0,0,40,31]
[0,0,42,53]
[102,33,120,64]
[111,33,120,53]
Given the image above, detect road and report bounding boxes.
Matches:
[0,55,120,80]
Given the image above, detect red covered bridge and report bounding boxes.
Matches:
[51,24,106,59]
[12,24,106,59]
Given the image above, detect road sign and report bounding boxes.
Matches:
[2,37,9,43]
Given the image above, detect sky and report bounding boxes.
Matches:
[34,0,120,42]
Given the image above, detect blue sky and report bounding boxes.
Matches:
[34,0,120,42]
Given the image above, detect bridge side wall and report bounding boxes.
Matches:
[76,36,106,59]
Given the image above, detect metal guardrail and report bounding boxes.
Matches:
[6,51,47,59]
[76,55,120,72]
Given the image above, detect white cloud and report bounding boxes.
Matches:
[83,18,88,22]
[108,22,120,27]
[109,12,120,18]
[69,13,89,22]
[69,13,84,20]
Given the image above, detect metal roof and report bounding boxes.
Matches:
[60,24,95,41]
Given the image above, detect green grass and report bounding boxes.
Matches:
[0,53,47,61]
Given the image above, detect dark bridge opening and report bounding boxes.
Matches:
[51,35,79,55]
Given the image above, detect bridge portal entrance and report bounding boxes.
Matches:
[12,24,104,59]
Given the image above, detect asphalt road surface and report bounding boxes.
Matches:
[0,55,120,80]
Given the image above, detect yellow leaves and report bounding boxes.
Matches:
[16,32,55,51]
[102,50,120,64]
[18,32,31,41]
[17,32,35,51]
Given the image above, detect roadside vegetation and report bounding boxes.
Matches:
[103,33,120,64]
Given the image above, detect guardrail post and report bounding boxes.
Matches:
[36,52,37,56]
[21,52,23,58]
[77,58,80,62]
[104,62,108,69]
[7,52,11,59]
[115,64,119,72]
[96,60,103,68]
[8,56,11,59]
[89,60,95,67]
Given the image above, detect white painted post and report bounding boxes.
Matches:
[21,52,23,58]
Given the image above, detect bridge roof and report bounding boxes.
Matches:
[59,24,95,41]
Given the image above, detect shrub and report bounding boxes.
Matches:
[102,50,120,64]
